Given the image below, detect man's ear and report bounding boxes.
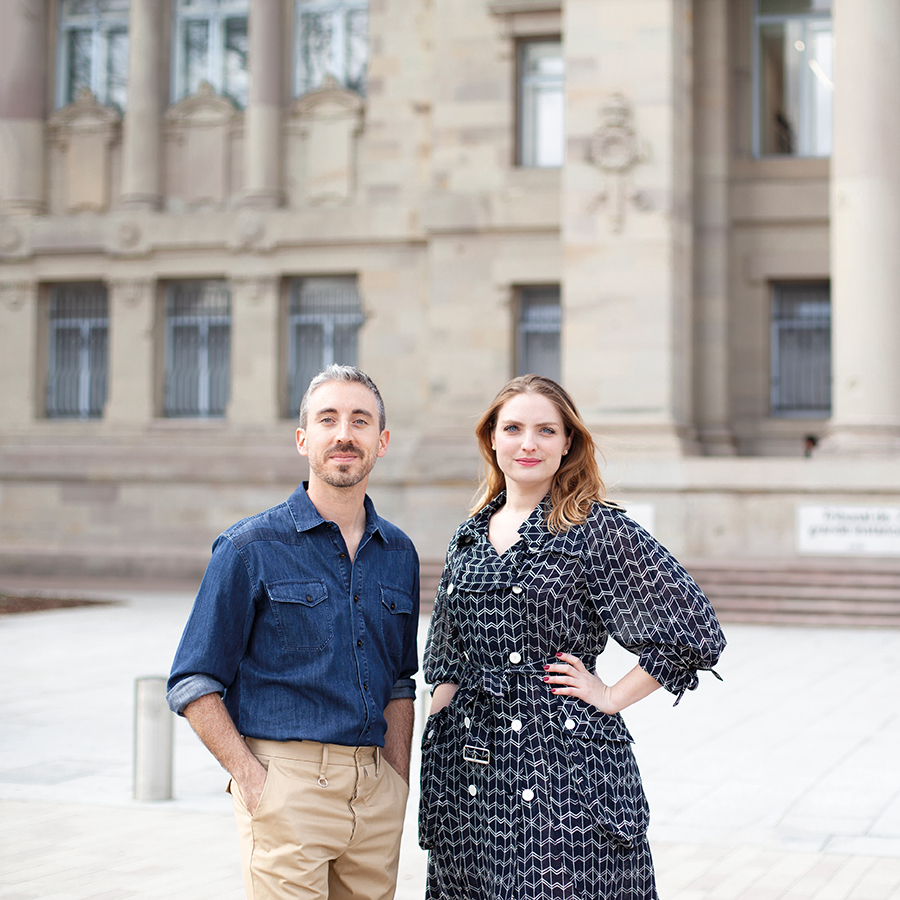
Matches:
[377,429,390,458]
[296,427,308,457]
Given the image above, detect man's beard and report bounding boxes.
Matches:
[311,443,375,488]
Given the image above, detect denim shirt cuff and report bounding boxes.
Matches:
[166,674,226,716]
[390,677,416,701]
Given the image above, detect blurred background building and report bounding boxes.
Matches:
[2,0,899,617]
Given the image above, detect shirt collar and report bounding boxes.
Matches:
[287,482,383,539]
[456,490,551,549]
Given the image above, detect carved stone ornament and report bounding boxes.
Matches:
[588,93,652,233]
[0,223,23,254]
[0,282,29,311]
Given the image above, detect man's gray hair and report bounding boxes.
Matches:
[298,365,386,432]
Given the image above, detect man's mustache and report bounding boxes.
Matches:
[327,443,362,458]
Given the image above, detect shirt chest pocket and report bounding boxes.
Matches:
[380,585,413,665]
[267,580,334,652]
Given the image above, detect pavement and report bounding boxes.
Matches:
[2,578,900,900]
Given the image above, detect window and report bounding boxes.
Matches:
[770,282,831,417]
[46,283,109,419]
[56,0,130,111]
[165,281,231,418]
[754,0,833,157]
[287,277,364,417]
[516,286,561,382]
[517,39,564,167]
[173,0,249,108]
[294,0,368,96]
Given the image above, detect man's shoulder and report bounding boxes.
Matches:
[373,514,417,556]
[220,499,295,549]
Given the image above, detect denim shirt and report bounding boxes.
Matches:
[167,483,419,748]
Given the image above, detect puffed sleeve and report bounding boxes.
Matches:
[583,506,726,703]
[423,539,467,688]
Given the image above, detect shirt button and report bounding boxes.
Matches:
[511,585,523,595]
[511,719,522,732]
[468,784,477,797]
[522,789,534,802]
[354,595,360,602]
[357,640,362,647]
[428,730,435,739]
[447,583,454,594]
[565,718,576,730]
[339,552,346,559]
[508,651,522,664]
[464,716,471,728]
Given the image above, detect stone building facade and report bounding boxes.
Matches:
[1,0,899,579]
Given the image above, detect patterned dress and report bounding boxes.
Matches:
[419,495,726,900]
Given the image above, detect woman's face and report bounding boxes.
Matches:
[492,392,572,495]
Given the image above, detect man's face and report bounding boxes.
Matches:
[296,380,389,489]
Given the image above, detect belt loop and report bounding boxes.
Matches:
[317,744,329,787]
[374,746,381,776]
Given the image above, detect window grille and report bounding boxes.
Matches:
[518,40,564,168]
[287,277,364,417]
[517,286,561,382]
[165,281,232,418]
[754,0,832,157]
[46,283,109,419]
[294,0,368,96]
[770,282,831,417]
[173,0,249,107]
[56,0,130,111]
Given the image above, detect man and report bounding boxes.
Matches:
[167,365,419,900]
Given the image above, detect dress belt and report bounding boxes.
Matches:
[467,664,547,698]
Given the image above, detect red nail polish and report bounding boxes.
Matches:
[555,653,562,658]
[542,665,549,671]
[542,676,549,682]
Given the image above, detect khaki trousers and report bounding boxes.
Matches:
[230,738,409,900]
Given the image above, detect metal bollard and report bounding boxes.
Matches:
[134,676,173,801]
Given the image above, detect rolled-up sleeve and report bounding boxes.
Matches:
[166,535,257,716]
[585,509,726,702]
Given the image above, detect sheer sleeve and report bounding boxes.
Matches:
[423,541,467,688]
[583,506,726,703]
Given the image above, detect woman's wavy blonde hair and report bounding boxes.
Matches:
[471,375,610,531]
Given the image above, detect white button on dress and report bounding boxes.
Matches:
[511,719,523,732]
[508,651,522,664]
[511,585,523,595]
[468,784,477,797]
[464,716,471,728]
[521,789,534,802]
[564,718,576,730]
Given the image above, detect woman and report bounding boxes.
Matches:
[419,375,726,900]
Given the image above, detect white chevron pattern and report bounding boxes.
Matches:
[419,495,726,900]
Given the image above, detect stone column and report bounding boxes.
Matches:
[106,280,156,423]
[693,0,736,455]
[0,0,47,215]
[823,0,900,453]
[242,0,283,207]
[121,0,163,209]
[228,277,281,423]
[562,0,697,454]
[0,283,38,422]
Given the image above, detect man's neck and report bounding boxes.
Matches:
[305,477,369,560]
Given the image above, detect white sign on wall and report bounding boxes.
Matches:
[797,505,900,557]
